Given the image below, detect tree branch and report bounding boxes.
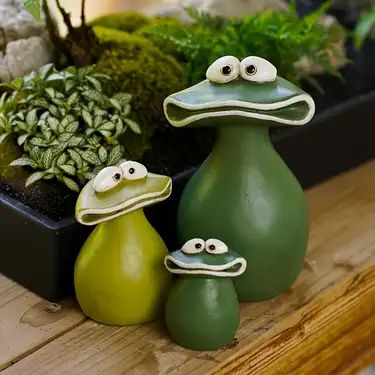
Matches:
[55,0,74,32]
[80,0,86,27]
[43,0,70,60]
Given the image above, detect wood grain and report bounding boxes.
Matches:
[0,276,85,371]
[1,160,375,374]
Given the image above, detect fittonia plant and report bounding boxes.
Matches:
[0,64,140,192]
[164,55,315,302]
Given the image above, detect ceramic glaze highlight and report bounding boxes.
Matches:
[164,238,246,350]
[75,161,172,325]
[164,55,315,302]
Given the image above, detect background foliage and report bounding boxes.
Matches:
[139,4,346,86]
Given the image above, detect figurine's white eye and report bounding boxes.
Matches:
[181,238,206,254]
[240,56,277,83]
[205,239,228,254]
[206,56,240,84]
[93,166,123,193]
[120,161,148,180]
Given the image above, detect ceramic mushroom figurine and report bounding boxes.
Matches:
[75,161,172,325]
[164,238,246,350]
[164,56,315,302]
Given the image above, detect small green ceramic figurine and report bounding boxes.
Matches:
[164,56,315,302]
[164,238,246,351]
[75,161,172,325]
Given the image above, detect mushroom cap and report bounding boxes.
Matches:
[164,77,315,128]
[76,172,172,225]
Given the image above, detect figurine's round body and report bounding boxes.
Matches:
[164,56,315,301]
[166,276,239,351]
[75,161,172,325]
[75,209,170,325]
[164,240,246,350]
[178,122,309,301]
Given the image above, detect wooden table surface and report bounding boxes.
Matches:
[0,160,375,375]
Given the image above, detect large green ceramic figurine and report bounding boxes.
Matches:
[164,238,246,350]
[75,161,172,325]
[164,55,315,302]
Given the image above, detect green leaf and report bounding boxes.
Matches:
[59,133,73,142]
[98,147,108,163]
[26,171,45,187]
[109,98,121,111]
[26,109,37,126]
[354,8,375,49]
[60,164,76,176]
[61,176,80,192]
[49,105,60,117]
[0,133,9,144]
[82,110,93,126]
[29,137,46,147]
[107,145,123,165]
[124,119,141,134]
[47,116,59,132]
[68,149,83,169]
[10,157,33,167]
[38,64,54,79]
[99,121,115,131]
[66,121,79,133]
[68,136,83,147]
[22,0,41,20]
[56,153,68,166]
[86,76,102,91]
[81,150,102,166]
[65,80,76,92]
[42,148,54,169]
[17,134,29,146]
[45,88,56,99]
[113,93,132,105]
[82,90,104,104]
[67,92,79,106]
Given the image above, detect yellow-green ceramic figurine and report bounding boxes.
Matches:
[164,55,315,302]
[75,161,172,325]
[164,238,246,350]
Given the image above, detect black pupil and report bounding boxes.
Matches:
[195,243,202,249]
[246,65,256,75]
[222,65,232,75]
[209,244,216,250]
[114,173,121,181]
[129,168,135,174]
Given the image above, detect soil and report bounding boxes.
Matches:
[1,39,374,222]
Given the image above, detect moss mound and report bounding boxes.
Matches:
[90,12,152,33]
[94,26,186,160]
[90,12,178,34]
[0,135,28,188]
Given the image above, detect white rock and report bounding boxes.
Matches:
[1,35,53,81]
[0,0,54,82]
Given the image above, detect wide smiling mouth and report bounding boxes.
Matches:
[77,180,172,225]
[164,255,247,277]
[164,95,315,127]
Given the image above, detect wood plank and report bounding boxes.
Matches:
[0,276,86,371]
[2,160,375,375]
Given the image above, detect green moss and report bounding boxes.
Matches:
[90,12,178,34]
[94,26,186,160]
[0,135,29,188]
